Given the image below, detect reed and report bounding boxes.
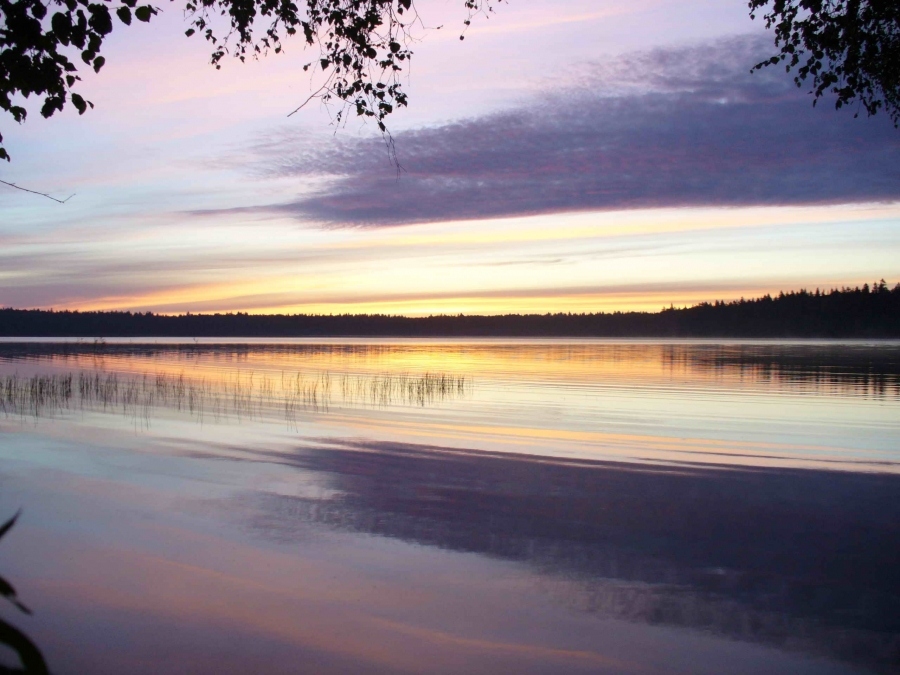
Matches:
[0,368,470,427]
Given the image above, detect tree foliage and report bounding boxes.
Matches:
[750,0,900,124]
[0,0,158,161]
[1,0,491,161]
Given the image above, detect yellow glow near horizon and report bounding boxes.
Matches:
[237,288,768,317]
[64,281,838,317]
[23,203,900,316]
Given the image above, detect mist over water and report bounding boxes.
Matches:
[0,340,898,673]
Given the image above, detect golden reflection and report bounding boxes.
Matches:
[0,368,470,425]
[1,341,898,472]
[5,340,898,394]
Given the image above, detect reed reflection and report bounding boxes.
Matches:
[1,340,898,398]
[0,369,470,424]
[0,341,898,673]
[3,341,899,472]
[235,440,900,674]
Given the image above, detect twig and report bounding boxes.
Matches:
[0,179,74,204]
[287,82,330,117]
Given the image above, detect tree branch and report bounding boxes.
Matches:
[0,179,74,204]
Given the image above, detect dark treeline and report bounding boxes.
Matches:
[2,282,899,338]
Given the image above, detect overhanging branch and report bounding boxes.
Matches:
[0,179,74,204]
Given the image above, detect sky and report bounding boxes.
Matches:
[1,0,899,316]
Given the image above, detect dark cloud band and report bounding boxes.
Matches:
[228,35,900,227]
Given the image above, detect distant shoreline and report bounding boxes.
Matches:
[4,337,900,344]
[2,283,899,338]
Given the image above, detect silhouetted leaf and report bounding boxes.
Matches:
[0,617,49,674]
[51,12,73,44]
[88,5,113,35]
[134,5,154,22]
[116,6,133,25]
[0,575,31,615]
[40,96,62,119]
[71,94,88,115]
[0,511,19,542]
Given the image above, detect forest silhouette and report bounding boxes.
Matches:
[2,282,899,338]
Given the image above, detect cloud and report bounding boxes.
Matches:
[216,35,900,227]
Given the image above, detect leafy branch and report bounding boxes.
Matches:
[1,0,497,164]
[0,0,159,161]
[750,0,900,124]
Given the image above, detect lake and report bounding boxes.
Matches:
[0,339,898,674]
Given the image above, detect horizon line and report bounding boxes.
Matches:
[3,281,897,319]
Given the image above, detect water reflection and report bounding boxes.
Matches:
[659,342,900,397]
[1,340,899,673]
[0,369,470,424]
[1,339,898,398]
[2,340,899,471]
[234,439,900,674]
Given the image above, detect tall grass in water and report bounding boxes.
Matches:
[0,373,73,419]
[0,369,470,427]
[339,371,467,407]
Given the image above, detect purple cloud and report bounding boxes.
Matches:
[227,35,900,226]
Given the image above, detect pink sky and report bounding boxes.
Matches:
[1,0,898,315]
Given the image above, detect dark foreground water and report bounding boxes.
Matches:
[0,339,898,674]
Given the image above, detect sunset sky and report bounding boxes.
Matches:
[1,0,898,315]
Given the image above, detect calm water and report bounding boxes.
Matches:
[0,339,898,674]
